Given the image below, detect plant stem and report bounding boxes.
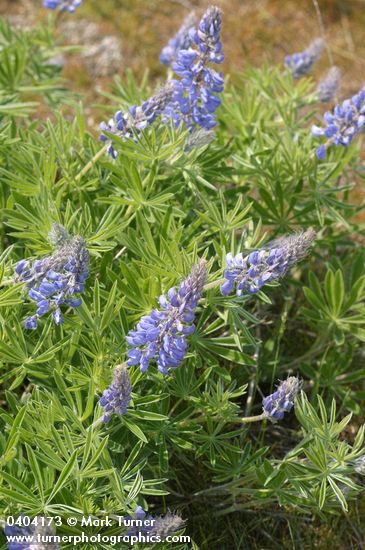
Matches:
[89,416,104,430]
[240,412,268,423]
[203,277,226,291]
[0,279,15,287]
[75,144,108,182]
[245,304,262,416]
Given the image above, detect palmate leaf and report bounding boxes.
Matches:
[0,284,23,307]
[47,450,78,503]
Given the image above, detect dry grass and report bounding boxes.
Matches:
[1,1,365,93]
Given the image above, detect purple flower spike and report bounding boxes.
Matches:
[4,516,59,549]
[43,0,82,13]
[311,86,365,159]
[15,224,89,329]
[125,507,154,537]
[221,229,315,297]
[99,82,177,158]
[170,6,224,131]
[126,259,207,374]
[262,376,302,420]
[285,38,324,79]
[100,364,132,423]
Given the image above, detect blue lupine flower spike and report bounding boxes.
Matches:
[15,224,89,329]
[160,12,197,66]
[221,228,315,297]
[285,38,324,79]
[99,81,177,158]
[126,258,208,374]
[311,86,365,159]
[317,66,341,103]
[171,5,224,131]
[4,516,59,550]
[100,364,132,423]
[43,0,82,12]
[262,376,302,421]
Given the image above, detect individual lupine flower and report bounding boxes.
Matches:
[353,455,365,475]
[311,86,365,159]
[4,516,59,550]
[125,506,154,536]
[100,364,132,422]
[150,512,185,539]
[14,224,89,329]
[316,66,341,103]
[170,6,224,131]
[160,12,197,66]
[126,259,207,374]
[220,228,315,296]
[285,38,324,79]
[99,81,177,158]
[43,0,82,13]
[262,376,302,421]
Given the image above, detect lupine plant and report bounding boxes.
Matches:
[1,3,365,549]
[43,0,82,13]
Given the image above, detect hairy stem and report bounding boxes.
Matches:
[75,144,108,182]
[203,277,226,291]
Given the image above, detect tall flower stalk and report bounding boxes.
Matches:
[77,6,224,175]
[126,259,207,374]
[171,6,224,130]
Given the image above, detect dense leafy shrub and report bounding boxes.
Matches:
[1,4,365,549]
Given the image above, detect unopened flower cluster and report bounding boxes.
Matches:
[125,506,185,539]
[317,66,341,103]
[15,224,89,329]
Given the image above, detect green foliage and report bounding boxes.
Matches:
[0,14,365,550]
